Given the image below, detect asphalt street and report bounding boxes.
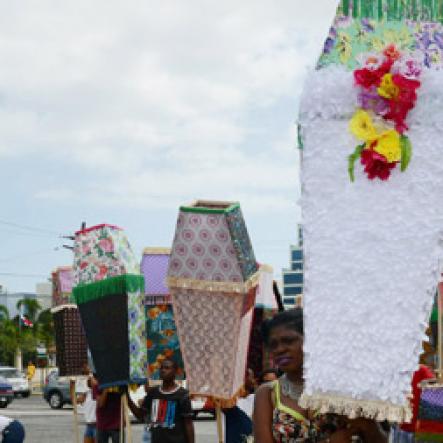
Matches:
[1,395,217,442]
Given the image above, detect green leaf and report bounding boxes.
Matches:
[348,144,365,182]
[400,135,412,172]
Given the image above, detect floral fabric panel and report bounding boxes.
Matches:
[169,212,244,282]
[171,287,254,400]
[145,304,184,380]
[141,254,170,295]
[225,206,257,281]
[74,225,139,285]
[319,16,443,70]
[128,289,148,382]
[52,268,74,307]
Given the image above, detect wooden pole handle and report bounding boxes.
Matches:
[216,405,223,443]
[124,391,132,443]
[70,378,80,443]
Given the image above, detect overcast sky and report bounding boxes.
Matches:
[0,0,337,293]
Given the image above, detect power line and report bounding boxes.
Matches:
[0,272,50,278]
[0,247,61,263]
[0,219,62,236]
[0,228,59,239]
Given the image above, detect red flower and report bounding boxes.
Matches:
[354,59,393,88]
[384,74,421,133]
[354,68,382,88]
[360,149,397,180]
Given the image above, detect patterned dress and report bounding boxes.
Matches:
[271,380,326,443]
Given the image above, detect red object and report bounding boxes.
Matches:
[20,315,33,328]
[416,419,443,434]
[385,74,421,133]
[93,385,122,431]
[383,44,401,62]
[360,149,397,180]
[75,223,122,236]
[354,59,393,89]
[400,364,435,433]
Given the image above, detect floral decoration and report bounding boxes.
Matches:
[348,45,420,181]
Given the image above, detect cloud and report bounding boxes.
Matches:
[1,0,336,214]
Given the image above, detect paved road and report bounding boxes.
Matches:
[2,395,217,442]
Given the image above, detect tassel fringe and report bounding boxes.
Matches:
[299,393,412,423]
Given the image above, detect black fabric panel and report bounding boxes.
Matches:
[53,308,88,376]
[246,307,264,378]
[78,294,129,386]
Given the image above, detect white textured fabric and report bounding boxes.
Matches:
[0,416,12,433]
[299,66,443,416]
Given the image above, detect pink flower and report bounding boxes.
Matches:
[98,238,114,253]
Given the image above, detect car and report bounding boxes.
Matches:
[0,376,14,408]
[42,369,72,409]
[0,367,30,398]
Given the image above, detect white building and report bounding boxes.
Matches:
[0,281,52,318]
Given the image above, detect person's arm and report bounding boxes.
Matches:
[180,390,195,443]
[96,388,108,408]
[184,417,195,443]
[126,392,146,422]
[349,418,388,443]
[253,384,274,443]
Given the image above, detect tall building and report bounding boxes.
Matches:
[282,225,303,308]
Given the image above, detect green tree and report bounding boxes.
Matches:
[0,305,18,365]
[35,309,55,350]
[0,304,9,322]
[16,299,42,324]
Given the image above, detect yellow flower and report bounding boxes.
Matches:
[349,110,378,141]
[373,130,401,163]
[378,73,400,100]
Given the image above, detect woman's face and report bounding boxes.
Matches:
[268,325,303,374]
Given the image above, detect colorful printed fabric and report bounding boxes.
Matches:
[225,206,257,280]
[53,307,88,376]
[128,289,148,382]
[145,304,184,380]
[73,224,139,285]
[319,3,443,70]
[141,251,170,295]
[52,267,74,307]
[169,203,257,283]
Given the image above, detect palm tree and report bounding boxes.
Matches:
[0,305,18,365]
[16,298,42,324]
[0,304,9,322]
[35,309,55,350]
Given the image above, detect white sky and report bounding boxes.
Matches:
[0,0,338,293]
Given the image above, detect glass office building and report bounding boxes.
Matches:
[282,225,303,308]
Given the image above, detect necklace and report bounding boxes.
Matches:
[280,374,304,401]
